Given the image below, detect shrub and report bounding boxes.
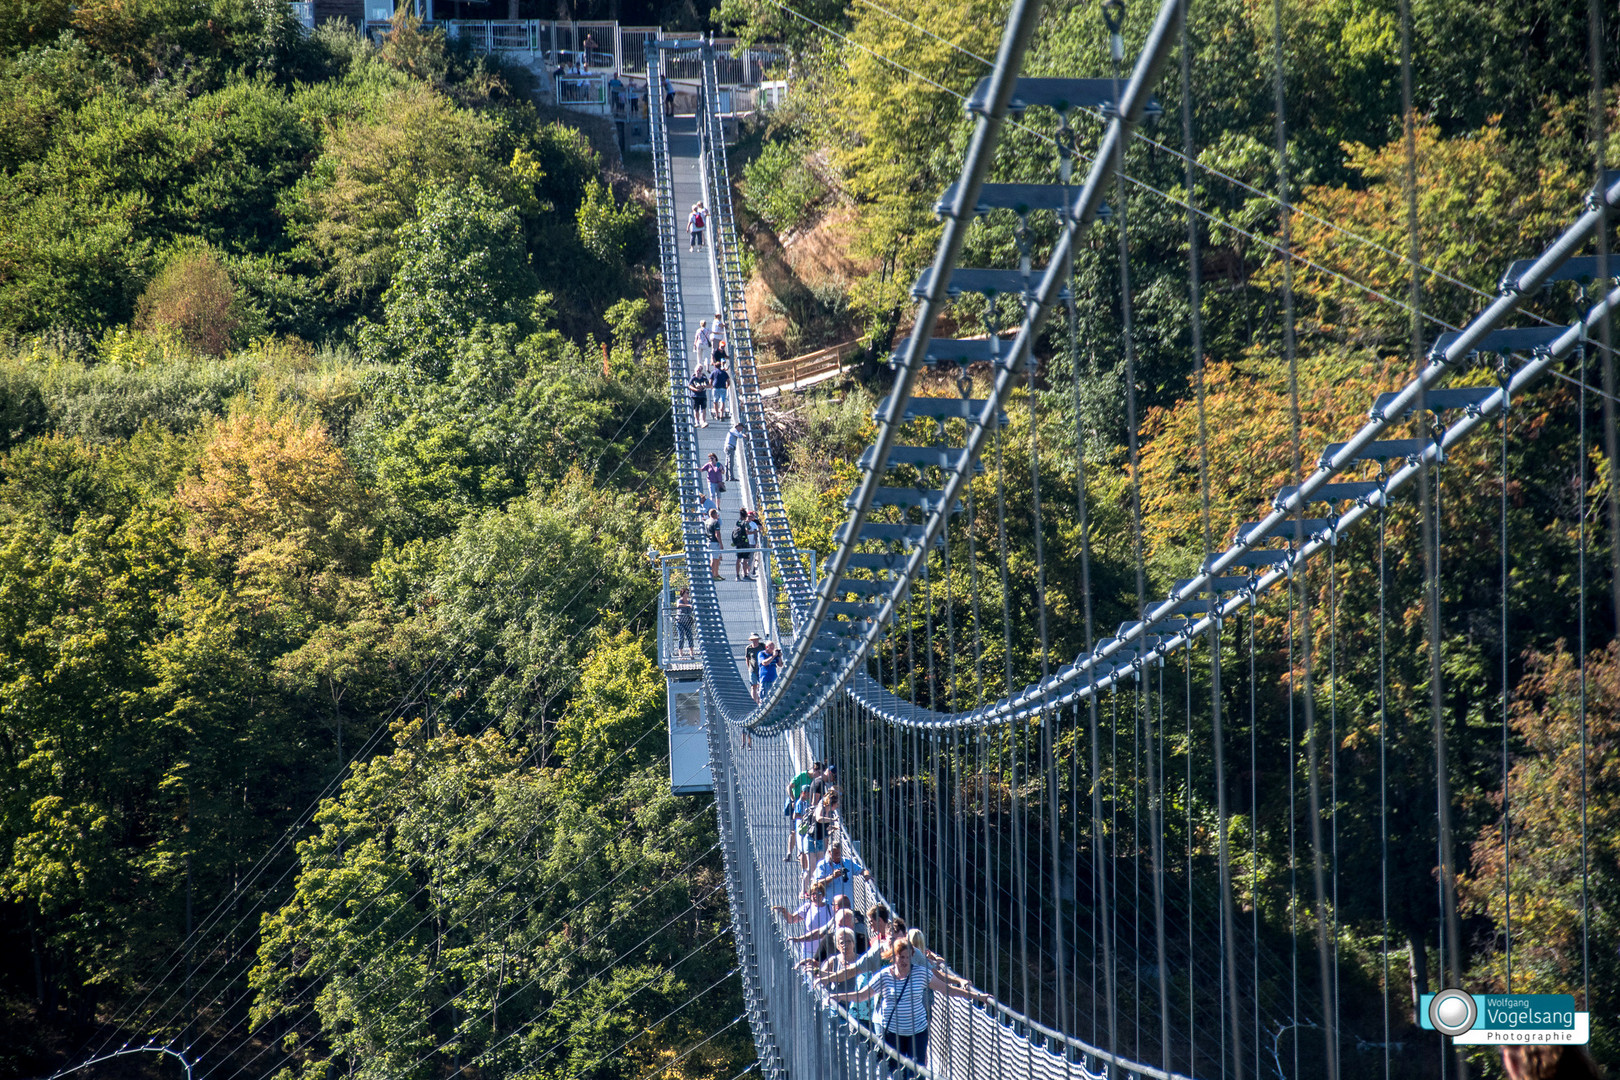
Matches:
[134,246,241,356]
[740,138,825,232]
[575,178,645,266]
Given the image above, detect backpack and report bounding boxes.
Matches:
[732,522,750,547]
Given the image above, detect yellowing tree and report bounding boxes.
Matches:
[134,245,240,356]
[1293,121,1584,344]
[290,84,521,301]
[177,408,372,614]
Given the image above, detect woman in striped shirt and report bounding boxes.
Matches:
[829,937,989,1071]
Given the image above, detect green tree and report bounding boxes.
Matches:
[360,178,538,379]
[249,721,746,1080]
[285,83,524,304]
[575,178,645,267]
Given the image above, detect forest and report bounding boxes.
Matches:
[0,4,749,1079]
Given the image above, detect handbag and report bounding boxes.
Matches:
[881,966,915,1036]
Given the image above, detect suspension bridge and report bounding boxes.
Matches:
[32,1,1616,1079]
[647,0,1618,1077]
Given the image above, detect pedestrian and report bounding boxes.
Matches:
[784,763,819,862]
[773,885,832,964]
[710,362,730,420]
[674,586,694,657]
[809,763,838,807]
[810,840,871,909]
[791,894,853,967]
[731,509,752,579]
[694,319,711,361]
[817,904,889,989]
[820,927,861,982]
[608,70,624,111]
[581,32,596,72]
[688,363,709,428]
[688,202,706,251]
[800,785,840,885]
[724,420,744,482]
[711,329,728,371]
[663,74,674,115]
[707,508,724,579]
[759,639,780,695]
[746,510,763,566]
[746,632,765,703]
[702,452,726,502]
[829,935,990,1073]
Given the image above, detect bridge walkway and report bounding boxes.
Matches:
[667,116,782,685]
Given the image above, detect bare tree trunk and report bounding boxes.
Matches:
[1407,928,1429,1013]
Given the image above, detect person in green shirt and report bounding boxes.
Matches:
[783,763,822,863]
[790,762,822,800]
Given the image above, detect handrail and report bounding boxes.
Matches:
[748,0,1185,736]
[830,173,1620,730]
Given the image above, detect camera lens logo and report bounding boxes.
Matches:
[1428,989,1478,1037]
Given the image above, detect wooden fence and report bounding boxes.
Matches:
[755,340,859,393]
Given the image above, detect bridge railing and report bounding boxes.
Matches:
[698,51,819,654]
[431,20,781,85]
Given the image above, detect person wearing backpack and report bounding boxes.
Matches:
[688,203,705,251]
[731,509,752,579]
[710,362,730,421]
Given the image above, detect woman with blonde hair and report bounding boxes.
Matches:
[829,934,988,1072]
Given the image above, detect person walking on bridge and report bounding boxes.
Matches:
[706,508,724,579]
[830,935,990,1073]
[709,362,730,420]
[810,841,870,909]
[731,509,752,580]
[747,632,764,703]
[724,420,744,482]
[694,319,711,362]
[688,202,706,251]
[774,885,831,964]
[702,452,725,502]
[817,904,890,989]
[758,639,780,694]
[688,363,710,428]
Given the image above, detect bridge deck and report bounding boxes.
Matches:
[668,117,779,685]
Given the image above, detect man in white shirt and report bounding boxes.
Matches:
[774,885,832,962]
[724,421,743,481]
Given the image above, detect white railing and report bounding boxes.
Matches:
[289,0,314,29]
[429,21,783,88]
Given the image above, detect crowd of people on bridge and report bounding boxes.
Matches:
[688,317,732,429]
[774,761,991,1074]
